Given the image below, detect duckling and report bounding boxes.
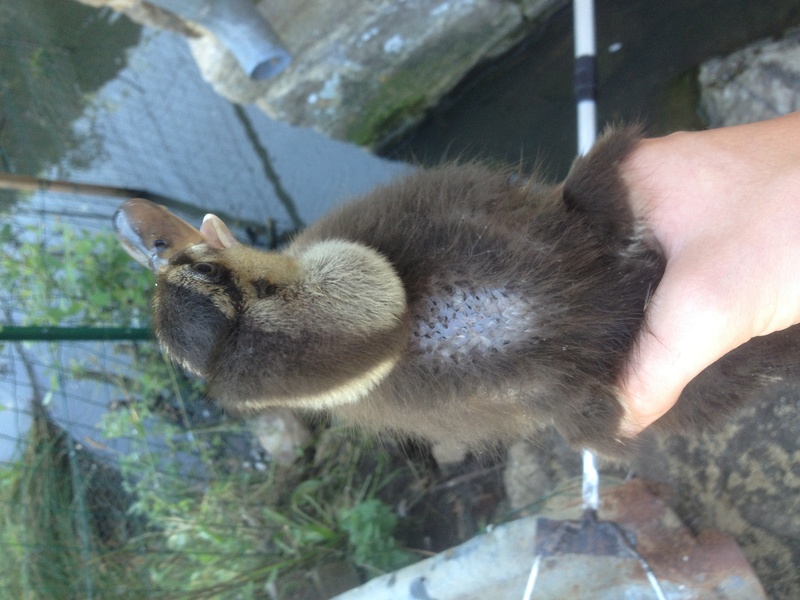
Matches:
[113,127,800,459]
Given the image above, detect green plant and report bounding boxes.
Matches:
[0,224,418,599]
[0,221,153,328]
[0,402,156,600]
[0,461,33,600]
[106,429,418,598]
[339,498,412,574]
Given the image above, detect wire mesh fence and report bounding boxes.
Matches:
[2,328,416,599]
[1,1,412,598]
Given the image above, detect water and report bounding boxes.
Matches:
[384,0,800,176]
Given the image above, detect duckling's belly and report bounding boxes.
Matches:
[409,283,539,363]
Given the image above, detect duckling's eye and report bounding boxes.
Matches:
[192,262,219,279]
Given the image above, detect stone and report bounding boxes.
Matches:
[74,0,565,147]
[699,33,800,127]
[253,0,540,147]
[633,380,800,600]
[250,407,310,465]
[187,34,273,105]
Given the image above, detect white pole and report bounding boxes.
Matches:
[573,0,601,513]
[573,0,597,156]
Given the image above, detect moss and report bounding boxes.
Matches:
[344,29,511,147]
[654,68,705,133]
[344,76,428,148]
[342,57,445,148]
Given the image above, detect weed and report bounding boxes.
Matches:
[0,225,418,598]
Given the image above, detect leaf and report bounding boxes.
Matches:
[88,290,112,308]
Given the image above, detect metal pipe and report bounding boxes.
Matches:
[147,0,291,80]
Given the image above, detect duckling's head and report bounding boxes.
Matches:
[114,199,408,412]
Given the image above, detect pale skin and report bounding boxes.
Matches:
[619,111,800,436]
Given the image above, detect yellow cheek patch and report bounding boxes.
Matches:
[223,246,300,286]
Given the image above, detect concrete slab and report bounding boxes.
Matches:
[334,479,765,600]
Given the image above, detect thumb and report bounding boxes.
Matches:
[618,251,745,436]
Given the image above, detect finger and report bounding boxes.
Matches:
[618,254,743,436]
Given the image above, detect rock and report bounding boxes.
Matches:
[501,386,800,598]
[503,432,583,512]
[699,33,800,127]
[633,380,800,600]
[250,407,311,465]
[187,34,273,104]
[253,0,555,147]
[75,0,565,147]
[430,439,469,465]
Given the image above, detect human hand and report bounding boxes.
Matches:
[618,112,800,436]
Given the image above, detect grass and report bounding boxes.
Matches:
[0,224,419,598]
[0,409,418,599]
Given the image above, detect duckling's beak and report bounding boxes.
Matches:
[113,198,206,271]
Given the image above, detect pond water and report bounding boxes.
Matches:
[385,0,800,176]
